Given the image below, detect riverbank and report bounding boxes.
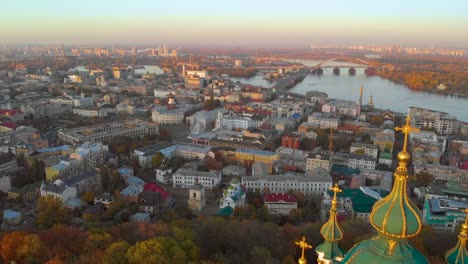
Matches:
[377,72,468,98]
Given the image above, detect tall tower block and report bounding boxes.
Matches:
[358,85,363,117]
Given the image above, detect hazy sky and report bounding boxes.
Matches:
[2,0,467,47]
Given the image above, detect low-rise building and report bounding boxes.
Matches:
[348,154,377,170]
[2,210,22,226]
[307,113,340,129]
[8,182,41,202]
[172,169,222,189]
[0,175,12,193]
[264,193,297,215]
[73,108,108,117]
[222,165,246,177]
[155,167,173,184]
[59,119,159,144]
[242,174,332,196]
[306,152,331,173]
[282,133,301,149]
[350,143,379,159]
[220,178,245,210]
[151,107,184,124]
[40,180,78,203]
[234,149,279,174]
[138,191,163,216]
[422,195,467,232]
[0,153,17,175]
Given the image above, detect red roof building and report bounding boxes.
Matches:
[264,193,298,215]
[0,121,18,131]
[143,183,171,202]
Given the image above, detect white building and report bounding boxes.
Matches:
[73,108,108,117]
[155,167,172,184]
[0,175,12,193]
[409,107,458,135]
[172,169,222,190]
[322,100,359,118]
[40,180,78,203]
[350,143,379,159]
[348,155,377,170]
[70,141,107,169]
[306,153,331,173]
[264,193,298,215]
[151,107,184,125]
[216,111,267,130]
[187,108,225,135]
[242,174,332,196]
[307,113,340,129]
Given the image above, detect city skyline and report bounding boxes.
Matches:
[2,0,468,48]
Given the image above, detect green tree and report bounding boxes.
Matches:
[36,195,70,229]
[151,152,164,168]
[103,241,130,264]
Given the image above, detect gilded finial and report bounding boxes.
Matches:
[295,236,312,264]
[395,116,420,154]
[330,183,342,210]
[461,208,468,237]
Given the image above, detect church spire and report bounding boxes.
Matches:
[445,209,468,264]
[370,116,422,240]
[295,236,312,264]
[316,183,344,263]
[342,116,428,263]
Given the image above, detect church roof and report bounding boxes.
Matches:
[342,117,429,264]
[445,210,468,264]
[317,184,344,262]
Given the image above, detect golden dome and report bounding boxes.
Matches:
[298,257,307,264]
[397,151,410,163]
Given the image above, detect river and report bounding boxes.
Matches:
[230,60,468,122]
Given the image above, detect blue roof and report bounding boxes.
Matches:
[291,113,301,119]
[3,210,21,219]
[37,145,69,153]
[236,148,276,156]
[118,168,133,175]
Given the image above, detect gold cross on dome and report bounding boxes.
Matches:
[395,116,420,153]
[295,236,312,260]
[331,183,342,200]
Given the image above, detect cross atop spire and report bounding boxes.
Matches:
[295,236,312,263]
[395,116,420,153]
[331,183,342,201]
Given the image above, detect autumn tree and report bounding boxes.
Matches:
[415,171,433,187]
[126,237,199,264]
[0,231,27,263]
[0,232,46,264]
[206,158,222,171]
[82,191,96,205]
[151,152,164,168]
[40,226,87,260]
[36,195,70,229]
[102,241,130,264]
